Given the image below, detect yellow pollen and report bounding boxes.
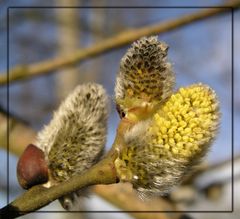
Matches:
[148,83,219,159]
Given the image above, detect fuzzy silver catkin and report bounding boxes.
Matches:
[36,83,109,209]
[115,36,175,108]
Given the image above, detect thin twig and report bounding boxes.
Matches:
[0,114,150,218]
[0,113,183,219]
[1,0,239,85]
[0,111,123,218]
[0,152,119,219]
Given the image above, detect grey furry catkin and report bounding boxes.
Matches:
[36,83,109,209]
[115,36,175,112]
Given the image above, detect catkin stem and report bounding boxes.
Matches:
[0,153,118,219]
[0,114,133,219]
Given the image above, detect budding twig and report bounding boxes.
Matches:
[0,115,134,218]
[0,150,119,219]
[0,112,183,219]
[0,0,239,85]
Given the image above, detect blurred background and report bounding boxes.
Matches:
[0,0,239,219]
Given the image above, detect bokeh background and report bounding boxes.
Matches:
[0,0,239,219]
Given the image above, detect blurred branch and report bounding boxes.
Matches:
[193,155,238,190]
[55,1,81,100]
[0,112,35,156]
[170,154,238,205]
[93,183,180,219]
[1,0,239,85]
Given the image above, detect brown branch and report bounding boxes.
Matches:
[0,112,36,156]
[0,151,119,219]
[1,0,239,85]
[93,183,180,219]
[0,113,183,219]
[0,111,119,218]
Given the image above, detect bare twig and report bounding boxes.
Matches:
[0,113,159,218]
[0,109,123,218]
[0,113,183,219]
[1,111,182,218]
[1,0,239,85]
[0,151,119,219]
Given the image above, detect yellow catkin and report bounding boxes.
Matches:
[149,83,219,158]
[115,83,220,196]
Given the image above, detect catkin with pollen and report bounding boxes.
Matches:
[114,83,220,197]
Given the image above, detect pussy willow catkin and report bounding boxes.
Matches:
[115,36,175,114]
[115,83,220,196]
[36,83,109,209]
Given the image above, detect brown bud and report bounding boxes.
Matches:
[17,144,49,189]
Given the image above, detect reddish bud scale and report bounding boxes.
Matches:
[17,144,49,189]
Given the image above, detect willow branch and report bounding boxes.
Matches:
[0,110,121,218]
[0,152,119,219]
[0,113,183,219]
[1,0,239,85]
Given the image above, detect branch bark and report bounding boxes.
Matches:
[1,0,239,85]
[0,151,119,219]
[0,113,183,219]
